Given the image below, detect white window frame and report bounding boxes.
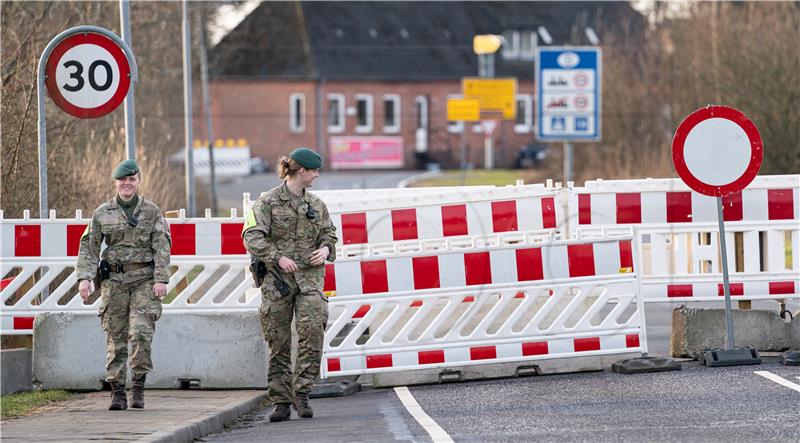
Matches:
[514,94,533,133]
[501,30,520,60]
[415,95,428,129]
[382,94,401,133]
[327,93,345,133]
[446,94,464,133]
[520,31,537,61]
[289,93,306,133]
[354,93,373,134]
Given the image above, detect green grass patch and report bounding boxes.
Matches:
[1,390,71,419]
[410,169,528,187]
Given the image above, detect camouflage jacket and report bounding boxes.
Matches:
[76,195,172,283]
[242,183,338,293]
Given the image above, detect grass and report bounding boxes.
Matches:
[410,169,547,187]
[1,390,72,419]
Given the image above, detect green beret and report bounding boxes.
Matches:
[289,147,322,169]
[112,159,140,179]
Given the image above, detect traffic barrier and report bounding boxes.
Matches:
[571,175,799,302]
[322,236,643,377]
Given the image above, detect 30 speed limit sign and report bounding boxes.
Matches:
[44,32,131,119]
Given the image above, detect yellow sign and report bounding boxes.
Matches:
[447,98,480,121]
[462,78,517,120]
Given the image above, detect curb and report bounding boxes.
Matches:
[396,169,442,188]
[136,392,267,443]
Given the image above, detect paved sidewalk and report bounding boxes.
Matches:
[1,390,267,442]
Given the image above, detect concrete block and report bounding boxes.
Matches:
[1,348,33,395]
[671,306,799,359]
[33,312,267,390]
[370,352,639,388]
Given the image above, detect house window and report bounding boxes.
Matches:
[383,94,400,133]
[446,94,464,133]
[501,30,519,60]
[520,31,537,60]
[355,94,373,134]
[415,95,428,129]
[327,94,345,133]
[514,94,533,133]
[289,93,305,133]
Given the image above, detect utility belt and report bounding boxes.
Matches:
[108,261,154,274]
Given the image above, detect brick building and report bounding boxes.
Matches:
[202,1,643,170]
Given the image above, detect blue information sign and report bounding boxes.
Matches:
[536,47,601,142]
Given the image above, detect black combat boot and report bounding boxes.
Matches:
[130,375,146,409]
[269,403,291,422]
[109,382,128,410]
[293,394,313,418]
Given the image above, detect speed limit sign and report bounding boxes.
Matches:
[44,32,131,119]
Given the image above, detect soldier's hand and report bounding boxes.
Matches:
[79,279,94,302]
[152,282,168,299]
[278,256,299,273]
[309,246,330,266]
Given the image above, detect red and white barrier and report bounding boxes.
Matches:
[322,236,644,377]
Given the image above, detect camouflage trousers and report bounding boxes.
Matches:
[259,273,328,405]
[98,275,162,384]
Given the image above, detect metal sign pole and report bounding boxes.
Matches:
[182,0,196,217]
[563,140,573,183]
[717,197,735,349]
[120,0,137,160]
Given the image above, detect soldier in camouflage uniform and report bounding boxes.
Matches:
[76,159,172,411]
[242,148,337,422]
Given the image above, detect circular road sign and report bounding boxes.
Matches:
[672,105,762,197]
[45,32,131,119]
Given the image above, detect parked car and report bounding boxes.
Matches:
[250,157,269,174]
[515,143,548,169]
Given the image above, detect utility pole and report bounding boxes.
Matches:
[198,9,218,215]
[120,0,137,160]
[182,0,196,217]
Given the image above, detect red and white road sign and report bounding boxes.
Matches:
[672,105,763,197]
[44,32,131,119]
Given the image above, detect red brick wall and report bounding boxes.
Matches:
[198,79,537,169]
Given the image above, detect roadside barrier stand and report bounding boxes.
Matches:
[321,236,648,378]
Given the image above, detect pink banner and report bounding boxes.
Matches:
[329,136,404,169]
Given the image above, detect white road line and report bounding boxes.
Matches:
[754,371,800,393]
[394,386,454,443]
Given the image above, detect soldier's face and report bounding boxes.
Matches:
[299,168,319,187]
[115,174,140,200]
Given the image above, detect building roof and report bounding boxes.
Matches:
[210,1,644,81]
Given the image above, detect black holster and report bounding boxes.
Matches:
[249,257,267,288]
[269,269,291,298]
[93,259,111,289]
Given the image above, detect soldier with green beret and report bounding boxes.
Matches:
[76,159,172,411]
[242,147,337,422]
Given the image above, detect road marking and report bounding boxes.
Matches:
[394,386,454,443]
[754,371,800,393]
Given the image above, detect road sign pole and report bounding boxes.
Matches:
[717,197,735,349]
[484,134,493,170]
[120,0,137,160]
[563,141,573,182]
[182,0,196,217]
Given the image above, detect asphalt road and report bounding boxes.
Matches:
[202,359,799,443]
[212,170,423,213]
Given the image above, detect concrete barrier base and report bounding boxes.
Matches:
[33,312,267,390]
[611,356,682,374]
[781,350,800,366]
[671,306,799,359]
[1,348,33,395]
[368,352,639,388]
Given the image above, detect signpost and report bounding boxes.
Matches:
[38,26,138,218]
[536,46,601,182]
[672,105,763,367]
[446,98,481,122]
